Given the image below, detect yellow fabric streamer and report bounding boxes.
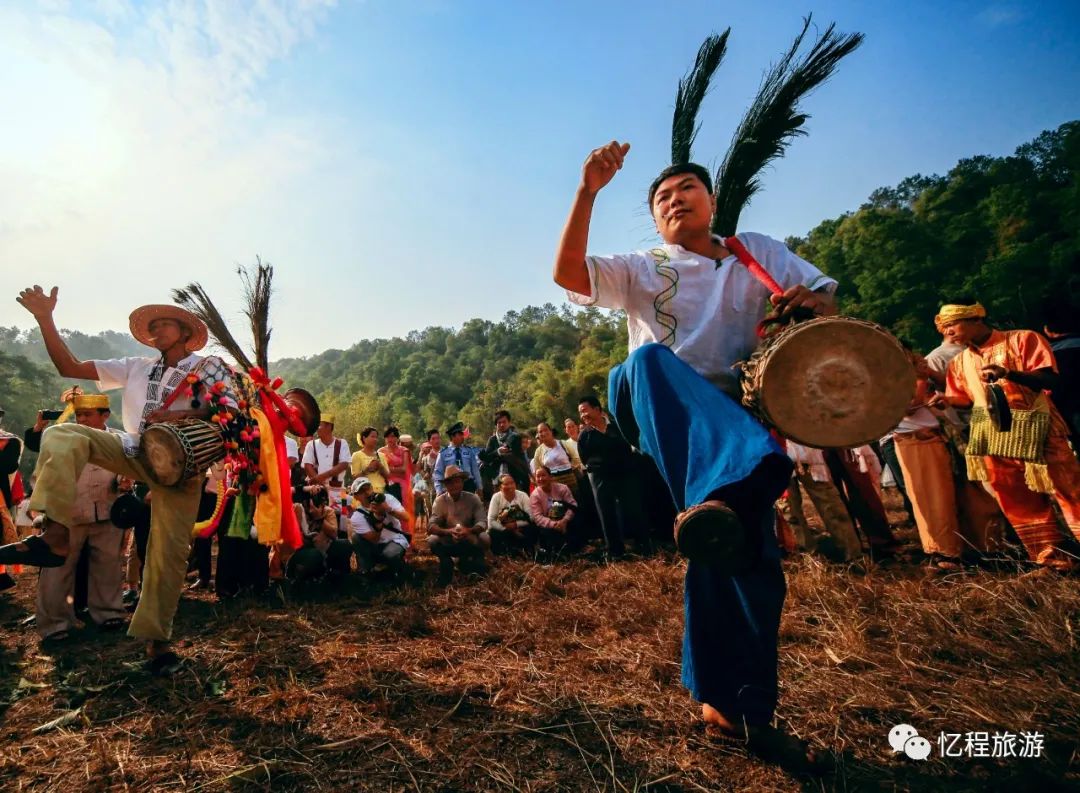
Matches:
[251,406,285,546]
[934,302,986,331]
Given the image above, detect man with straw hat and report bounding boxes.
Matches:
[428,464,488,586]
[1,285,237,676]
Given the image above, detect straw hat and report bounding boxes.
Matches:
[128,304,208,351]
[442,464,469,481]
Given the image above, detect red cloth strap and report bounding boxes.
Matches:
[722,236,784,297]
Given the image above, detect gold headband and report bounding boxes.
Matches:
[73,394,110,410]
[934,302,986,331]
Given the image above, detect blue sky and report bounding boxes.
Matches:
[1,0,1078,359]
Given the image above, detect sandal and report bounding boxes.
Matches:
[41,629,70,644]
[147,651,182,678]
[0,535,67,568]
[674,500,750,571]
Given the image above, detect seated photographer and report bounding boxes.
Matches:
[487,474,537,555]
[349,479,410,581]
[428,465,489,586]
[529,466,586,555]
[287,485,352,581]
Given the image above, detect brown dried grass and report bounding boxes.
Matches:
[1,494,1077,792]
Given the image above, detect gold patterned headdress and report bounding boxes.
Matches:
[934,302,986,332]
[73,394,110,410]
[55,387,110,423]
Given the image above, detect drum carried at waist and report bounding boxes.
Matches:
[722,235,914,450]
[739,315,914,449]
[138,419,225,486]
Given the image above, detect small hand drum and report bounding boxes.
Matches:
[739,316,915,449]
[138,419,225,486]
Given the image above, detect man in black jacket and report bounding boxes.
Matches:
[576,396,651,558]
[479,410,530,496]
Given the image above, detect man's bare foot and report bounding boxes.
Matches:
[702,703,832,776]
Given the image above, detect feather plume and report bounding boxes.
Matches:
[239,259,274,372]
[172,282,254,371]
[712,17,863,236]
[671,30,730,166]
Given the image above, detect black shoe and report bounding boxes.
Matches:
[674,500,750,572]
[0,535,67,568]
[0,572,15,592]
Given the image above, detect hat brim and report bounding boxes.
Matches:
[284,388,321,436]
[129,305,209,352]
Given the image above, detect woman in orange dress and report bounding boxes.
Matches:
[378,426,413,533]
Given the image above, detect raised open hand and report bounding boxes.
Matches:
[16,285,59,320]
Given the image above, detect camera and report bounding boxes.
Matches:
[40,409,64,421]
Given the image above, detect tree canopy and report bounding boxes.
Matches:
[2,122,1076,461]
[787,121,1079,350]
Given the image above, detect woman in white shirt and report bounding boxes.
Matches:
[532,422,582,496]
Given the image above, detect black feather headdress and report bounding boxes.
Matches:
[664,16,863,236]
[671,30,729,166]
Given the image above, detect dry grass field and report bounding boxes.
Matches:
[1,494,1077,792]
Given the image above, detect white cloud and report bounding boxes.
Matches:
[0,0,352,356]
[976,4,1024,28]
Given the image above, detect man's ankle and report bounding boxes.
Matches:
[702,703,741,734]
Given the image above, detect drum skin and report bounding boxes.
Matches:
[740,317,915,449]
[139,419,226,486]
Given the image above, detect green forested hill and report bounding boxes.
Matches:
[3,123,1077,452]
[273,305,628,444]
[788,121,1079,350]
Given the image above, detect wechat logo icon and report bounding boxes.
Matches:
[889,724,932,761]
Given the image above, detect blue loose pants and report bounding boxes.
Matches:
[607,343,792,725]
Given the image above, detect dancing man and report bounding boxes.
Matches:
[554,142,837,770]
[1,286,237,675]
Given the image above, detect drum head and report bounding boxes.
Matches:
[139,424,185,487]
[755,318,915,448]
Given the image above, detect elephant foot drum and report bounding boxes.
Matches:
[139,419,225,486]
[739,316,915,449]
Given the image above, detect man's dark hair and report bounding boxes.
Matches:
[494,410,511,423]
[647,163,713,208]
[426,428,440,440]
[577,395,602,410]
[384,425,400,439]
[361,426,378,441]
[370,492,387,505]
